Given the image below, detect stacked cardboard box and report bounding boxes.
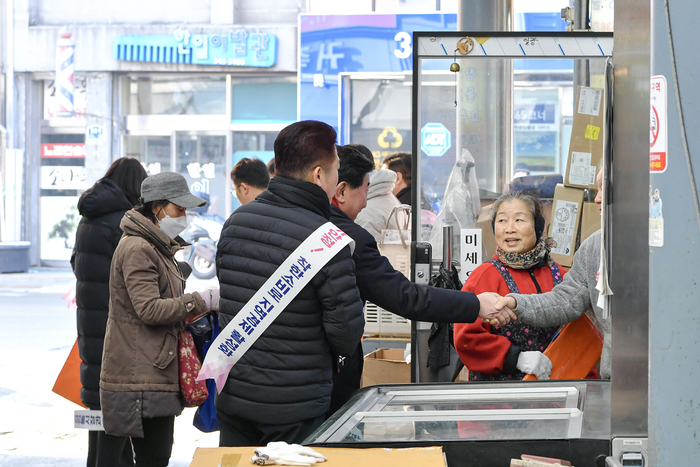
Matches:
[549,85,606,266]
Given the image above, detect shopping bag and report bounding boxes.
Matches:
[52,338,87,408]
[523,313,604,381]
[193,314,220,432]
[179,329,209,407]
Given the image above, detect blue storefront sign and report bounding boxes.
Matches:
[421,123,452,157]
[299,14,458,132]
[113,29,277,67]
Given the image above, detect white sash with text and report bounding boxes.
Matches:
[197,222,354,393]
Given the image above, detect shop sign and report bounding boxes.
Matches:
[514,104,556,131]
[650,75,667,173]
[41,143,86,158]
[87,124,105,141]
[113,29,277,67]
[41,166,88,191]
[421,122,451,157]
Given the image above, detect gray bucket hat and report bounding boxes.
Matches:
[140,172,207,208]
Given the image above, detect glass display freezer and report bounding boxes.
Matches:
[306,380,611,467]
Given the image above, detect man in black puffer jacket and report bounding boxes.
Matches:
[70,158,147,467]
[215,121,364,446]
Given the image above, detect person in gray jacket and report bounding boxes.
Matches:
[355,167,402,243]
[495,169,611,379]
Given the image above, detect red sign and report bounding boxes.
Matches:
[650,76,667,173]
[41,143,86,158]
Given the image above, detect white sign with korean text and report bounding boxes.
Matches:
[198,222,354,393]
[41,166,87,190]
[459,229,482,283]
[74,410,104,431]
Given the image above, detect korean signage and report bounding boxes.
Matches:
[41,143,86,158]
[113,29,277,67]
[459,229,482,283]
[650,75,667,173]
[41,166,87,191]
[44,80,86,120]
[299,14,457,127]
[513,104,556,130]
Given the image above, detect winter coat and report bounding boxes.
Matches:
[454,257,565,381]
[215,176,364,425]
[70,178,134,409]
[355,169,402,243]
[100,209,207,437]
[510,230,611,379]
[328,206,481,414]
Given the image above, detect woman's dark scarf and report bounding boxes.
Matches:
[496,236,557,270]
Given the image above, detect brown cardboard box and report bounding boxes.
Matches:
[188,446,447,467]
[548,184,585,267]
[564,86,606,190]
[579,202,601,244]
[361,348,410,387]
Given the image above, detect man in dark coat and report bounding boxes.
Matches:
[71,158,147,467]
[215,121,365,446]
[328,146,515,415]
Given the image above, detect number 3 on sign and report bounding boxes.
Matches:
[394,32,411,59]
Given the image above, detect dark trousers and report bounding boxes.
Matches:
[101,416,174,467]
[217,408,325,447]
[131,416,175,467]
[87,430,134,467]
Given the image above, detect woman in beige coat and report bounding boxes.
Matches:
[100,172,219,467]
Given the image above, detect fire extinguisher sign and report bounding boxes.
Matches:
[650,75,667,173]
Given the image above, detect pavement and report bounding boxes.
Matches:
[0,267,219,467]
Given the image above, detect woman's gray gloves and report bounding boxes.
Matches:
[516,351,553,380]
[198,287,220,312]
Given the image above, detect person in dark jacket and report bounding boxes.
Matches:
[71,157,148,467]
[215,121,365,446]
[328,146,516,415]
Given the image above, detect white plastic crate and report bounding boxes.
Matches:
[364,301,411,337]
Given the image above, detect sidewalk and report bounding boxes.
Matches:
[0,267,219,467]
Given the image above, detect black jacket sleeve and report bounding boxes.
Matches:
[335,211,481,324]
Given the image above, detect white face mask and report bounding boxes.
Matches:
[158,211,188,239]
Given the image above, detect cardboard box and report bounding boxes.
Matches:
[548,184,584,267]
[361,348,411,387]
[189,446,447,467]
[579,202,601,244]
[564,86,606,190]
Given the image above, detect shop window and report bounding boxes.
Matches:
[128,76,226,115]
[231,78,296,123]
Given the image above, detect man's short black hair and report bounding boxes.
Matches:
[230,158,270,190]
[382,152,411,184]
[337,145,374,189]
[274,121,337,180]
[345,143,375,167]
[267,158,276,176]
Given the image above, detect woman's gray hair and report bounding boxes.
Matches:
[490,191,546,240]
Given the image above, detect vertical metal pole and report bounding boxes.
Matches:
[225,74,233,216]
[610,0,650,441]
[573,0,591,89]
[457,0,512,194]
[5,0,14,150]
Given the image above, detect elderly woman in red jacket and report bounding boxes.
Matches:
[454,191,566,381]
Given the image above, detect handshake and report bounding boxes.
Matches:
[476,293,518,327]
[476,293,553,380]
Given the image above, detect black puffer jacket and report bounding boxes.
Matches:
[216,176,364,424]
[70,178,134,409]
